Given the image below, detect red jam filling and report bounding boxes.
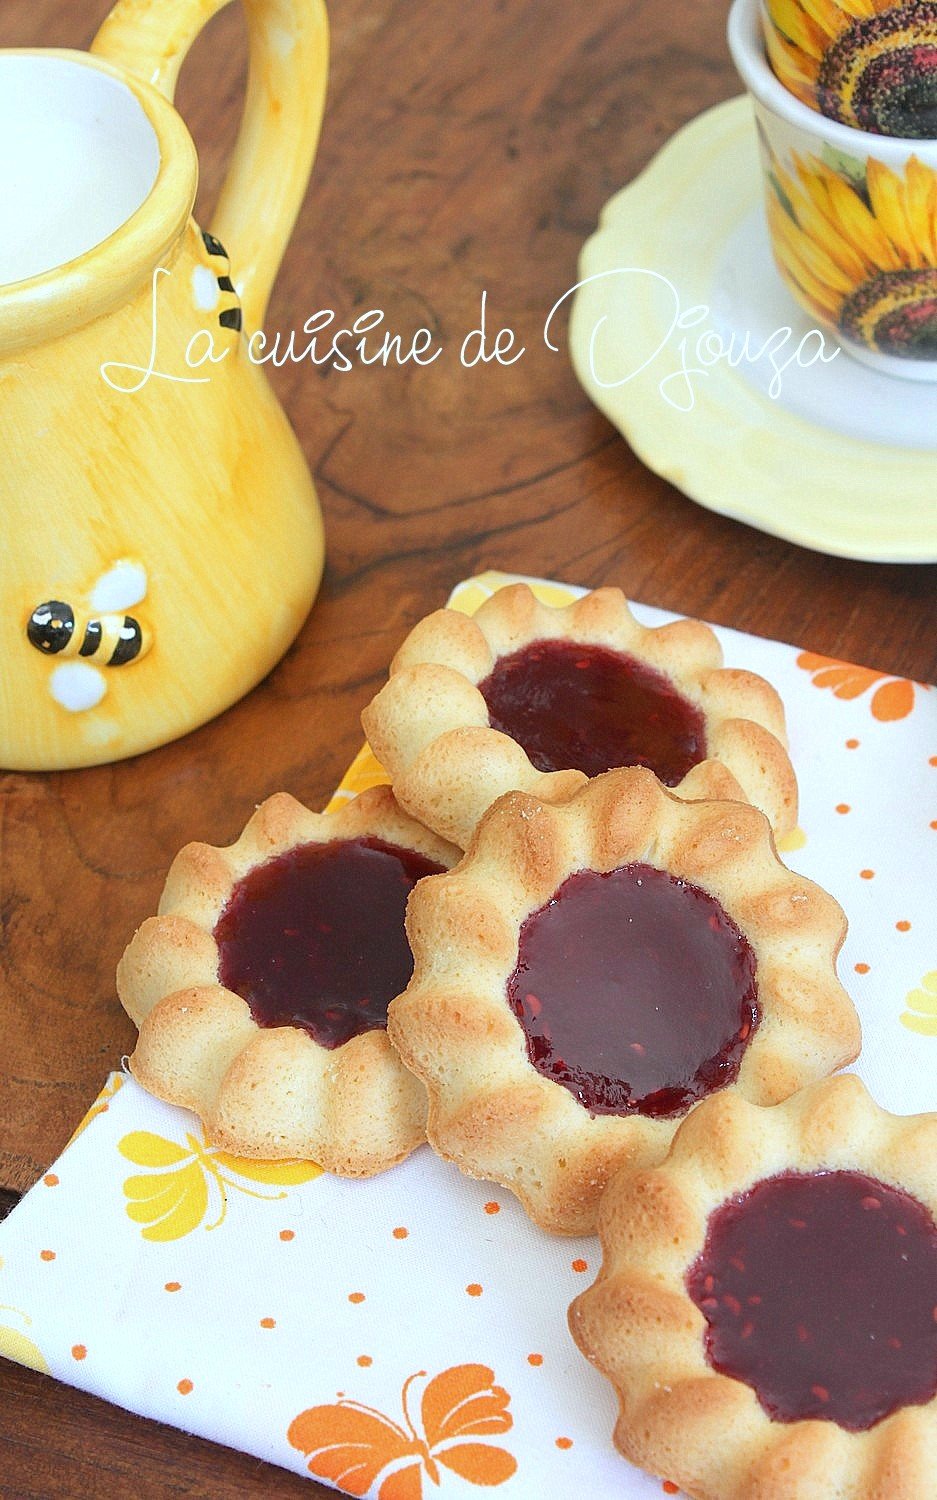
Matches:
[687,1170,937,1431]
[478,638,706,783]
[215,837,445,1048]
[506,862,758,1117]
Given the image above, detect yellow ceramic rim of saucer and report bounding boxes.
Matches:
[570,96,937,565]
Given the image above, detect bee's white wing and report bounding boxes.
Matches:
[89,561,148,613]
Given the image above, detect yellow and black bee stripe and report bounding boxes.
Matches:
[201,229,242,333]
[27,601,150,666]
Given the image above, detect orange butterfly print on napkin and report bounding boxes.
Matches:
[288,1363,518,1497]
[796,652,923,722]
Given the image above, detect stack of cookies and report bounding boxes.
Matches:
[117,583,937,1500]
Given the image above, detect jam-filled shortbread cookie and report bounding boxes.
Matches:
[362,583,797,849]
[387,768,859,1234]
[569,1077,937,1499]
[118,787,457,1175]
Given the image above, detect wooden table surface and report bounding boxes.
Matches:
[2,0,936,1493]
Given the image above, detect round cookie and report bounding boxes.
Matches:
[362,582,798,849]
[569,1076,937,1499]
[387,767,859,1234]
[118,786,458,1176]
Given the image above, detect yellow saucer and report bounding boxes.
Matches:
[569,97,937,563]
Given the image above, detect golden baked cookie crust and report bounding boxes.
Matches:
[362,583,798,849]
[569,1077,937,1500]
[387,768,859,1234]
[118,786,458,1176]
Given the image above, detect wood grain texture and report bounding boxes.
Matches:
[1,0,935,1492]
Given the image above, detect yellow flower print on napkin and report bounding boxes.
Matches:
[66,1073,125,1148]
[0,1259,49,1374]
[119,1130,321,1241]
[451,570,579,616]
[796,653,925,722]
[0,1313,49,1375]
[901,971,937,1037]
[325,742,390,812]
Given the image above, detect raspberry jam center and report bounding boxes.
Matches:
[215,837,445,1048]
[687,1170,937,1431]
[506,863,758,1117]
[478,639,706,783]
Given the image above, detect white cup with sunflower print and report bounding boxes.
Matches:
[730,0,937,378]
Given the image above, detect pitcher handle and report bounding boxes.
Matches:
[91,0,328,332]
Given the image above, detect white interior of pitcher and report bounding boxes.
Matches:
[0,54,160,287]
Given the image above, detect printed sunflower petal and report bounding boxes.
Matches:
[767,195,854,297]
[765,27,820,98]
[767,217,841,319]
[792,157,873,278]
[776,263,837,321]
[798,0,849,42]
[819,169,903,271]
[782,269,837,322]
[904,157,937,266]
[786,179,870,282]
[767,0,826,57]
[866,159,922,269]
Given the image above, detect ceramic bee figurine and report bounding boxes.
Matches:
[26,562,151,715]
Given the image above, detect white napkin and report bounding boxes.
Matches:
[2,570,934,1499]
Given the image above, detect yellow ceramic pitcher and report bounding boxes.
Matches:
[0,0,328,770]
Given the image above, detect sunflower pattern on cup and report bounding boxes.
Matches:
[763,0,937,137]
[765,145,937,357]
